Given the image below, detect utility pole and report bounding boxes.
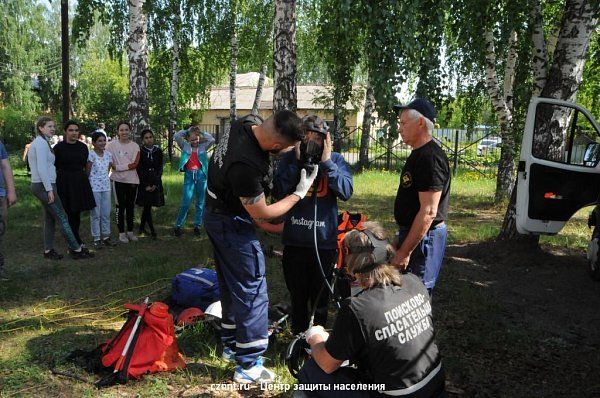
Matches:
[61,0,71,125]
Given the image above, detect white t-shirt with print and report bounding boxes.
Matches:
[88,151,113,192]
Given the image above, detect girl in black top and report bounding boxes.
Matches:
[136,129,164,239]
[54,120,96,245]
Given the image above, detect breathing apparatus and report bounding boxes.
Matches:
[299,116,329,169]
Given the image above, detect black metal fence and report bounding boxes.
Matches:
[336,126,501,177]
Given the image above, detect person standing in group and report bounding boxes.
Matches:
[273,115,354,335]
[54,120,96,247]
[28,116,94,260]
[391,99,451,295]
[106,121,140,243]
[173,125,215,236]
[87,132,116,249]
[136,129,164,239]
[204,111,318,383]
[0,140,17,280]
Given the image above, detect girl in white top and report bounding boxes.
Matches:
[87,132,115,248]
[29,116,94,260]
[105,121,140,243]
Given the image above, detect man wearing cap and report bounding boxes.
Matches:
[391,99,451,294]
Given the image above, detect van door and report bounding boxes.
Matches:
[516,97,600,235]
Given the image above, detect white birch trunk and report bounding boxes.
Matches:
[229,5,238,123]
[531,0,548,97]
[273,0,297,112]
[168,35,180,161]
[127,0,149,142]
[251,64,267,116]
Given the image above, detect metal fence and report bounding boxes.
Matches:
[167,123,501,177]
[336,126,501,177]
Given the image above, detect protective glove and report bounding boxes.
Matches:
[293,165,319,199]
[305,325,329,344]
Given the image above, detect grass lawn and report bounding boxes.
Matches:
[0,155,595,397]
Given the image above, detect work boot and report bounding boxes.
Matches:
[233,358,275,384]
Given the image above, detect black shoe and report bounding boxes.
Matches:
[70,247,95,260]
[150,232,157,240]
[193,226,201,236]
[44,249,63,260]
[173,227,183,237]
[139,227,148,236]
[93,240,103,250]
[102,238,117,247]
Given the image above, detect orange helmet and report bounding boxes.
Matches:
[176,307,205,326]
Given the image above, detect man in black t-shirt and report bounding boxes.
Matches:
[391,99,450,294]
[204,111,319,384]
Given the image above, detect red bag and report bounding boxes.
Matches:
[100,301,186,379]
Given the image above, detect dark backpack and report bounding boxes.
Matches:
[171,267,220,310]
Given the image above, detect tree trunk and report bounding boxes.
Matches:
[332,102,343,153]
[273,0,297,112]
[531,0,548,97]
[359,77,375,170]
[229,1,238,123]
[483,29,518,202]
[168,9,180,162]
[498,0,598,241]
[127,0,149,143]
[252,64,267,115]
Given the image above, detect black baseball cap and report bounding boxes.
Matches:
[393,98,437,123]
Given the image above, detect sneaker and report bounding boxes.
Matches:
[233,358,275,384]
[173,227,183,237]
[43,249,63,260]
[70,247,95,260]
[0,268,9,281]
[193,226,201,236]
[93,240,103,250]
[102,237,116,247]
[119,233,129,243]
[126,232,138,242]
[222,347,236,362]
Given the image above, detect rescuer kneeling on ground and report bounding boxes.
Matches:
[296,221,446,398]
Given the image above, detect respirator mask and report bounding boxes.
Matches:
[299,117,329,167]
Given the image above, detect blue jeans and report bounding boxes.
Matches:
[175,170,207,228]
[91,191,111,240]
[204,211,269,368]
[397,223,447,293]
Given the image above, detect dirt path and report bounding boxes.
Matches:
[437,241,600,398]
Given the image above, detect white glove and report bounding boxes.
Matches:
[293,166,319,199]
[305,325,329,344]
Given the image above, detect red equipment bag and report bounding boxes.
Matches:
[100,301,186,379]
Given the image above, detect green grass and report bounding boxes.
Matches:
[0,155,593,396]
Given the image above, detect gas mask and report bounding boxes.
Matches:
[299,119,328,167]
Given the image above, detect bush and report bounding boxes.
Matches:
[0,106,36,150]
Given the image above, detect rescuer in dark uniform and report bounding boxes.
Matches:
[204,111,319,383]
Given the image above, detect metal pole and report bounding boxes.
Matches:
[61,0,71,125]
[453,129,459,176]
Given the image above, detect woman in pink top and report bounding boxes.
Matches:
[106,121,140,243]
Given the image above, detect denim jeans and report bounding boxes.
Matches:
[91,190,111,240]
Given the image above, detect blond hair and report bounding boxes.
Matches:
[36,116,54,135]
[343,221,402,289]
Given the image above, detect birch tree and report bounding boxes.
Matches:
[127,0,149,142]
[273,0,297,112]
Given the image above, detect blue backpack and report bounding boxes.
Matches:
[172,267,220,310]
